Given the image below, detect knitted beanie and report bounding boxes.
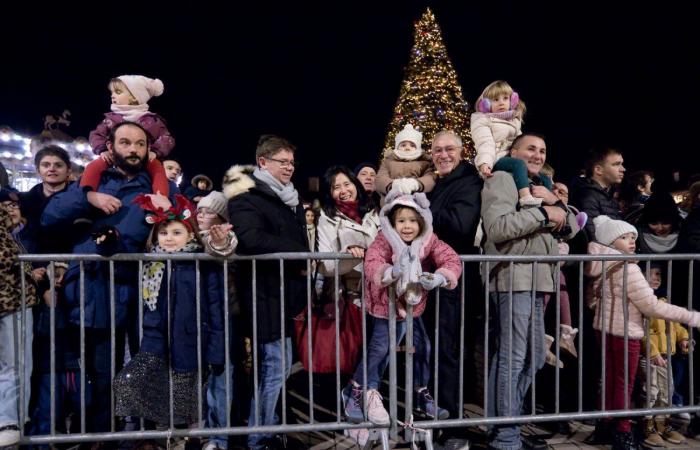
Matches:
[197,191,229,222]
[593,215,637,245]
[353,162,377,177]
[117,75,164,105]
[394,124,422,153]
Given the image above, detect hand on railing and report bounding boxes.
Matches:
[418,272,446,291]
[32,267,47,282]
[347,246,365,259]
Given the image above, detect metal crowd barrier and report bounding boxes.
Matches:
[10,252,700,447]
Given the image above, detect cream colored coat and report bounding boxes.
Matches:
[471,112,522,170]
[317,210,379,277]
[586,241,700,339]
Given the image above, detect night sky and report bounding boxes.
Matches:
[1,2,697,196]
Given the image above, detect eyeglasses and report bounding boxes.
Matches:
[1,202,19,210]
[431,145,461,154]
[266,157,297,168]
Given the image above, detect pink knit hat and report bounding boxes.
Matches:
[117,75,164,105]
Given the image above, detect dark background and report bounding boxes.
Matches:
[1,1,697,196]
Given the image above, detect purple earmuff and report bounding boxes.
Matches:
[477,91,520,113]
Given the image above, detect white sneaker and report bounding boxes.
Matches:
[519,194,542,207]
[203,441,224,450]
[0,425,20,447]
[365,389,390,425]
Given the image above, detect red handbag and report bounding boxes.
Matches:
[294,291,364,375]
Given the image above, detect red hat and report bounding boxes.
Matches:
[133,194,195,231]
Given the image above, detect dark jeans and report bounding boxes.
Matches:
[353,316,431,390]
[671,353,689,406]
[86,328,126,432]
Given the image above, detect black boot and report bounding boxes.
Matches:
[584,420,613,445]
[612,431,639,450]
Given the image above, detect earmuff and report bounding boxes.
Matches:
[477,91,520,113]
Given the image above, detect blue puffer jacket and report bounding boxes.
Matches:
[139,260,225,372]
[41,169,177,329]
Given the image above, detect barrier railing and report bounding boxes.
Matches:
[8,252,699,447]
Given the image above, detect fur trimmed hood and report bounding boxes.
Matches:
[223,165,256,199]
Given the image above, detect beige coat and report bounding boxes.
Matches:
[375,154,436,194]
[586,241,700,339]
[317,210,379,278]
[471,112,522,170]
[481,172,579,292]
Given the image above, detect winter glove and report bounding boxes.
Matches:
[391,178,421,195]
[315,274,325,298]
[419,272,447,291]
[91,225,118,245]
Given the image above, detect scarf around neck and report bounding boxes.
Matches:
[392,147,423,161]
[335,199,362,224]
[642,231,679,254]
[379,215,430,304]
[486,110,517,121]
[111,103,150,122]
[253,167,299,209]
[142,241,202,311]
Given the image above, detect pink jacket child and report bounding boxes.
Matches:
[82,75,175,196]
[364,191,461,319]
[584,215,700,440]
[341,190,460,425]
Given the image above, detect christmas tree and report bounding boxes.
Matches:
[384,8,474,160]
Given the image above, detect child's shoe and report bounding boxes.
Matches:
[576,211,588,230]
[519,194,542,207]
[559,324,578,358]
[642,418,665,447]
[342,382,365,423]
[414,387,449,420]
[544,334,564,368]
[365,389,390,425]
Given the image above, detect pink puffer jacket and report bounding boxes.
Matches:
[585,241,700,339]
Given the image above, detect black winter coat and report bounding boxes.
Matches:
[570,178,622,241]
[227,177,308,344]
[428,161,483,256]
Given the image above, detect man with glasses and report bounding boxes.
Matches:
[425,131,483,446]
[225,134,307,450]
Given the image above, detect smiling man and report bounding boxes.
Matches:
[41,121,177,435]
[425,131,482,443]
[481,133,579,450]
[224,134,308,450]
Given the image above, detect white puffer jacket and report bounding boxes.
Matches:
[471,112,522,170]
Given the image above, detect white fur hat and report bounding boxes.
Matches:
[117,75,164,105]
[197,191,229,222]
[593,215,637,246]
[394,124,422,153]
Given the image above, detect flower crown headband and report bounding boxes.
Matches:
[133,194,195,231]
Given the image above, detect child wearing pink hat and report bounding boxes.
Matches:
[82,75,175,196]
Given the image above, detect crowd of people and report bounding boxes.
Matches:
[2,76,700,450]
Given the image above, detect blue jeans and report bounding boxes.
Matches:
[353,316,431,390]
[207,366,235,448]
[247,337,292,450]
[671,353,689,406]
[29,372,88,444]
[0,311,33,428]
[487,292,546,450]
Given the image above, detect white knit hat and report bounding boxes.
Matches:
[117,75,164,105]
[394,124,422,153]
[197,191,229,222]
[593,215,637,245]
